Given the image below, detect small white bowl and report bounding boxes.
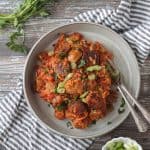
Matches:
[102,137,143,150]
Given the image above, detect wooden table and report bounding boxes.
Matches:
[0,0,150,149]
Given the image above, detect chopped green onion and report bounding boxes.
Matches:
[81,98,87,103]
[80,91,89,99]
[105,63,120,81]
[48,103,51,107]
[78,59,86,68]
[107,121,112,125]
[56,82,65,93]
[88,74,96,80]
[106,141,125,150]
[118,98,126,114]
[56,73,73,93]
[86,65,102,72]
[120,98,126,107]
[53,87,58,93]
[71,62,77,69]
[64,73,73,81]
[57,101,68,111]
[57,87,65,94]
[91,120,96,125]
[66,121,74,129]
[118,107,125,114]
[48,50,54,56]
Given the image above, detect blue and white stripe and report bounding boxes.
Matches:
[72,0,150,64]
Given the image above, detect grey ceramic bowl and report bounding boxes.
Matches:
[23,22,140,139]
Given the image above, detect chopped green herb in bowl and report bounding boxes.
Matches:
[102,137,142,150]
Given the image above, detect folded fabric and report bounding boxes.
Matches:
[71,0,150,65]
[0,0,150,150]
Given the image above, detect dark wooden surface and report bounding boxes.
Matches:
[0,1,150,149]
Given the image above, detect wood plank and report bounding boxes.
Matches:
[0,0,150,150]
[0,0,120,56]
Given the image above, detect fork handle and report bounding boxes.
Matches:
[117,86,148,132]
[120,84,150,124]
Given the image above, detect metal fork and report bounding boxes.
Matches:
[108,59,150,132]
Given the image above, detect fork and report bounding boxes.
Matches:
[108,59,150,132]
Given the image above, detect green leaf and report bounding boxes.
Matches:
[56,101,68,111]
[14,17,18,27]
[7,30,28,53]
[118,107,125,114]
[0,0,55,53]
[0,20,7,28]
[120,98,126,108]
[39,11,49,17]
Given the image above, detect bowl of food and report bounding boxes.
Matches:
[23,22,140,138]
[102,137,143,150]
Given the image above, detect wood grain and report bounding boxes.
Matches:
[0,0,150,150]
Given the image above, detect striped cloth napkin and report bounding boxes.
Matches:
[0,0,150,150]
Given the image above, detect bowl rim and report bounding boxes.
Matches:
[23,22,141,139]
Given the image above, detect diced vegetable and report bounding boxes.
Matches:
[48,50,54,56]
[88,74,96,80]
[64,73,73,81]
[81,98,87,103]
[118,107,125,114]
[56,101,68,111]
[78,59,86,68]
[106,141,138,150]
[107,121,112,125]
[57,82,65,93]
[105,63,120,81]
[57,87,65,93]
[86,65,102,72]
[71,62,77,69]
[56,73,73,93]
[120,98,126,107]
[106,141,125,150]
[80,91,89,99]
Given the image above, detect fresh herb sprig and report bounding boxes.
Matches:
[0,0,54,53]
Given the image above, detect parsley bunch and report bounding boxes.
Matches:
[0,0,54,53]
